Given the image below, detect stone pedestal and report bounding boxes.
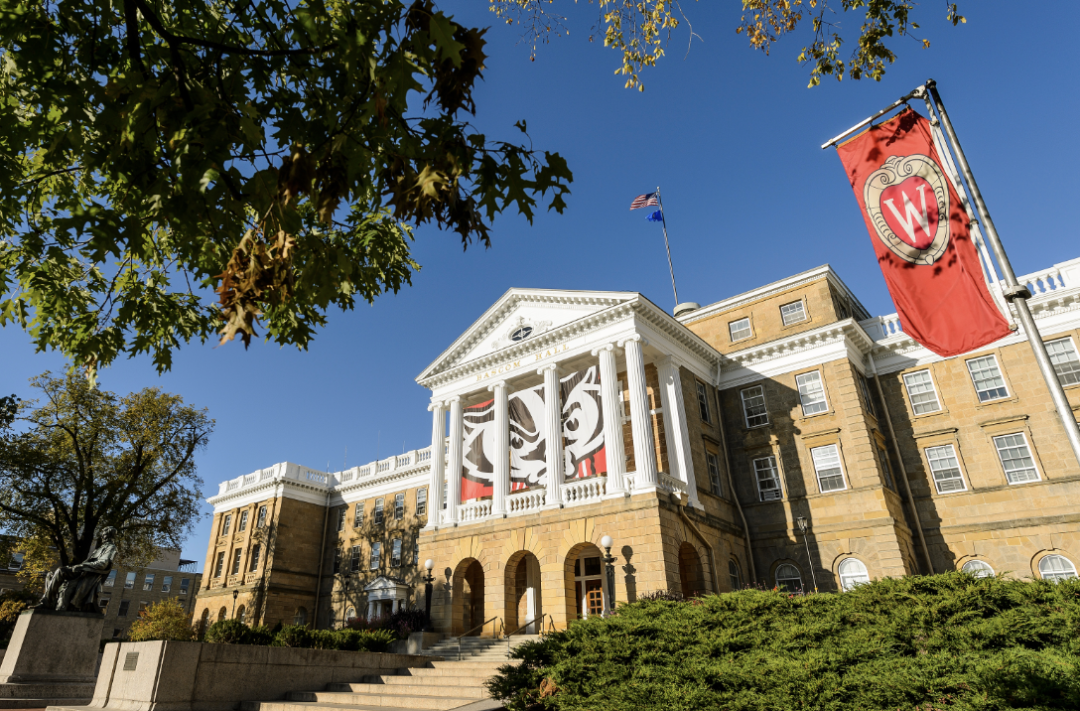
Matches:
[0,609,101,706]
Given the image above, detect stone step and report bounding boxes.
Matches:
[386,665,505,679]
[337,674,494,689]
[320,683,486,700]
[242,702,412,711]
[426,661,512,671]
[284,690,477,710]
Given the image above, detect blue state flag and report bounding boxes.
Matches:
[646,210,663,222]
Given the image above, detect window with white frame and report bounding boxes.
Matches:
[416,488,427,516]
[232,549,242,575]
[838,558,869,591]
[374,498,384,525]
[705,450,723,496]
[213,553,224,578]
[221,514,232,535]
[143,573,155,591]
[1038,554,1077,582]
[696,381,711,423]
[966,355,1009,402]
[162,576,172,592]
[336,507,346,531]
[961,559,994,578]
[413,542,420,566]
[239,510,249,531]
[353,501,365,528]
[775,563,802,593]
[391,538,402,567]
[858,377,877,418]
[780,301,807,326]
[902,370,942,414]
[1046,337,1080,386]
[753,456,783,501]
[180,578,190,594]
[394,493,405,520]
[256,505,268,528]
[740,385,769,428]
[877,447,895,489]
[924,444,967,494]
[810,444,846,492]
[729,317,752,342]
[993,433,1040,484]
[350,545,361,573]
[728,560,742,590]
[104,569,117,587]
[369,542,381,570]
[796,371,828,416]
[125,571,137,588]
[249,545,261,572]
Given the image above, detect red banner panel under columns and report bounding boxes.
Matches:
[836,109,1011,357]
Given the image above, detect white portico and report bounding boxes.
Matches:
[417,289,722,528]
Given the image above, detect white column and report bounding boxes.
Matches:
[446,397,464,525]
[489,381,510,518]
[658,356,702,508]
[367,601,375,620]
[392,598,400,614]
[594,344,627,495]
[539,364,564,508]
[621,336,658,489]
[427,401,446,529]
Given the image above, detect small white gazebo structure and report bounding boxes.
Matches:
[364,576,411,619]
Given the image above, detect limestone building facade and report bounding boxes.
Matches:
[195,256,1080,634]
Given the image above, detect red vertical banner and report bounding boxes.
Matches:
[836,109,1011,357]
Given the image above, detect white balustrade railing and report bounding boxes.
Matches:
[658,472,687,495]
[305,471,328,484]
[417,448,431,462]
[1018,266,1065,294]
[376,459,391,473]
[459,498,492,522]
[563,476,607,506]
[243,474,256,486]
[507,488,546,515]
[859,313,904,341]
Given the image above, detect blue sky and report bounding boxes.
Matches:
[3,1,1077,571]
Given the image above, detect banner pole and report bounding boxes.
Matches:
[655,186,680,307]
[924,79,1080,468]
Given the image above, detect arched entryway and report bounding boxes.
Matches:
[565,543,609,620]
[217,606,227,622]
[505,551,543,634]
[678,542,706,598]
[452,558,486,635]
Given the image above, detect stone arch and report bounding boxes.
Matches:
[768,558,804,593]
[564,541,608,621]
[504,550,543,634]
[217,606,227,622]
[452,557,486,636]
[236,604,246,624]
[198,608,210,635]
[678,542,706,598]
[1031,548,1078,581]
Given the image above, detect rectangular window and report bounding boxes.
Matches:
[118,600,130,617]
[256,505,268,528]
[391,538,402,568]
[1046,337,1080,386]
[993,433,1041,484]
[753,456,783,501]
[925,444,967,494]
[903,370,941,414]
[214,552,224,578]
[354,501,365,528]
[696,381,711,423]
[239,510,249,532]
[374,499,384,526]
[350,545,361,573]
[740,385,769,428]
[729,317,752,342]
[249,545,261,572]
[416,489,427,516]
[336,507,346,532]
[781,300,807,326]
[810,444,847,493]
[369,542,381,570]
[967,355,1009,402]
[125,571,137,589]
[142,573,155,591]
[333,548,342,574]
[180,578,190,595]
[796,371,828,416]
[160,576,171,593]
[877,448,895,489]
[139,601,148,614]
[99,597,110,611]
[413,542,420,566]
[232,549,242,575]
[221,514,232,536]
[859,377,877,418]
[394,493,405,520]
[104,570,117,587]
[705,451,723,496]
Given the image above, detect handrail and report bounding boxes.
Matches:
[453,616,502,661]
[504,613,555,658]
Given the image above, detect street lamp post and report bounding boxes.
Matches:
[231,588,239,619]
[600,535,616,614]
[795,517,819,593]
[423,559,435,632]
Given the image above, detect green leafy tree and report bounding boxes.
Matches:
[0,0,572,379]
[128,599,196,642]
[0,372,212,567]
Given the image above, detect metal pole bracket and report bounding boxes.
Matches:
[1003,284,1032,302]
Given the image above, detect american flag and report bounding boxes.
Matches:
[629,192,658,210]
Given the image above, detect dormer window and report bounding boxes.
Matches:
[510,326,533,342]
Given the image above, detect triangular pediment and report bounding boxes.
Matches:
[364,575,406,592]
[417,289,638,385]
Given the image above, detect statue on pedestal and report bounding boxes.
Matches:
[36,526,117,613]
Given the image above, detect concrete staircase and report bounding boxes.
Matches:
[241,635,541,711]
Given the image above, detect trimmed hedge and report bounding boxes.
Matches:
[488,573,1080,711]
[202,620,395,652]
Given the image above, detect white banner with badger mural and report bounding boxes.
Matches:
[461,366,607,501]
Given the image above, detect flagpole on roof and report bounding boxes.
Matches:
[655,186,680,307]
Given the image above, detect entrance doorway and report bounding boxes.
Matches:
[459,559,485,635]
[568,544,608,619]
[678,542,706,598]
[506,552,542,634]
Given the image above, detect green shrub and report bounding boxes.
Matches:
[272,624,312,648]
[354,628,396,652]
[247,624,274,646]
[204,619,250,645]
[310,629,342,650]
[488,573,1080,711]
